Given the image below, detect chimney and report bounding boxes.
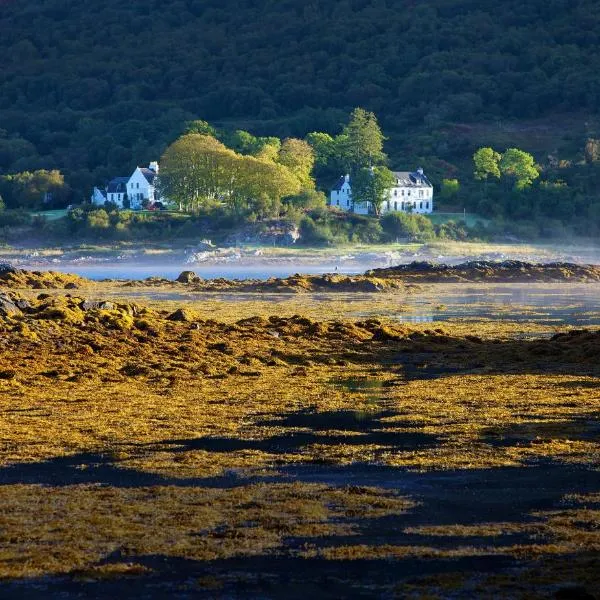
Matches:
[344,174,350,182]
[149,161,159,173]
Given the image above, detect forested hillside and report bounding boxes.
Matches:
[1,0,600,197]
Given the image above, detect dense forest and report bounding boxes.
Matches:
[2,0,600,240]
[1,0,600,191]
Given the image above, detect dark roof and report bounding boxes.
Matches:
[107,177,128,194]
[139,168,157,184]
[392,170,432,187]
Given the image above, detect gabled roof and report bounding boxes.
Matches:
[139,168,157,185]
[392,170,433,187]
[107,177,129,193]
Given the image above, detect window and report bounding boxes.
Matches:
[408,190,411,196]
[419,190,423,197]
[426,202,430,209]
[420,202,423,209]
[413,202,417,209]
[336,198,339,206]
[137,183,139,189]
[401,190,405,196]
[401,202,404,210]
[394,201,398,211]
[393,190,397,197]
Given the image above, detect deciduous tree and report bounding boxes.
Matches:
[500,148,540,190]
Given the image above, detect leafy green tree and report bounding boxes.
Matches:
[352,166,395,216]
[305,132,337,167]
[160,134,237,211]
[277,138,315,188]
[381,211,419,239]
[473,147,501,181]
[186,120,218,137]
[0,194,4,212]
[0,169,69,209]
[284,189,327,211]
[500,148,540,190]
[338,108,386,173]
[441,178,460,201]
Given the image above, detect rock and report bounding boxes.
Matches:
[167,308,199,322]
[176,271,201,284]
[0,263,18,276]
[65,282,79,289]
[120,363,150,377]
[0,296,21,317]
[81,300,116,311]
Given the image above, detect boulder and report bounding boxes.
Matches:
[167,308,199,322]
[0,295,21,317]
[176,271,201,284]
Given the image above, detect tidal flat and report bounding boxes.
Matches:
[0,265,599,599]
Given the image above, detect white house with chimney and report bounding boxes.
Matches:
[330,168,434,215]
[91,161,161,210]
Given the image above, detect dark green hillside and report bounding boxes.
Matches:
[1,0,600,196]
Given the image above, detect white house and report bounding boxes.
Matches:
[330,168,434,215]
[127,162,159,210]
[91,161,161,210]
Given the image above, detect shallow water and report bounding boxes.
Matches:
[26,263,364,281]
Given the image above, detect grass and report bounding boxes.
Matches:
[30,209,68,221]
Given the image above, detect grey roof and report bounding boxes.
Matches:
[139,168,157,184]
[107,177,129,194]
[392,170,432,187]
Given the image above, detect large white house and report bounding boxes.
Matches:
[330,168,434,215]
[91,161,161,210]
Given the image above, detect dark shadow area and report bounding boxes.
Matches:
[481,417,600,447]
[0,452,265,489]
[0,553,520,600]
[279,460,600,527]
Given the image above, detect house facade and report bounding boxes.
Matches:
[91,161,161,210]
[330,168,434,215]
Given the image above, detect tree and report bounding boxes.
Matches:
[338,108,386,172]
[277,138,315,188]
[0,194,4,212]
[441,178,460,201]
[352,166,395,216]
[0,169,69,209]
[159,134,237,211]
[284,189,327,211]
[305,132,337,167]
[186,120,218,137]
[500,148,540,190]
[381,211,420,239]
[473,147,501,181]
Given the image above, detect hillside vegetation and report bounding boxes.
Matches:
[1,0,600,196]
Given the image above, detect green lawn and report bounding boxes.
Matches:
[31,209,68,221]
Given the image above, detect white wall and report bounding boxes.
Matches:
[127,168,155,210]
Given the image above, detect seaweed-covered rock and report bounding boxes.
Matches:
[0,294,21,317]
[167,308,199,322]
[176,271,202,284]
